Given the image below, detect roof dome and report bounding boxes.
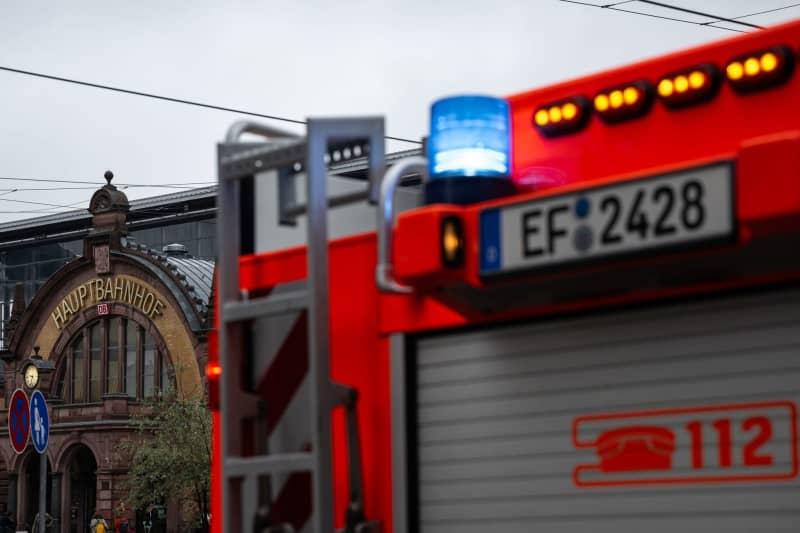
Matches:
[88,170,130,215]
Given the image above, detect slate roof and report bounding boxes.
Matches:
[121,238,214,333]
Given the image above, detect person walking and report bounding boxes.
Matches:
[31,512,54,533]
[90,512,109,533]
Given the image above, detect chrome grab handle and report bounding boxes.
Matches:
[225,120,300,143]
[376,156,428,294]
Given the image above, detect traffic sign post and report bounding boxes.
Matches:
[29,390,49,454]
[29,390,49,533]
[8,389,30,454]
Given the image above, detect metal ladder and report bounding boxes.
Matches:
[216,118,386,533]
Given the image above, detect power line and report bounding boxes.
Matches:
[0,186,107,192]
[0,175,213,189]
[0,210,83,214]
[0,197,85,209]
[637,0,763,29]
[0,174,221,220]
[0,65,422,145]
[27,201,89,214]
[731,3,800,20]
[557,0,745,32]
[0,196,206,218]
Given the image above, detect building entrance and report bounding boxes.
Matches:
[21,453,51,531]
[65,446,97,533]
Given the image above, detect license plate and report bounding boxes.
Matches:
[480,163,735,275]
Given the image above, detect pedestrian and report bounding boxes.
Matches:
[31,512,54,533]
[90,512,109,533]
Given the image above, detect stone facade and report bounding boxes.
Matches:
[0,175,213,532]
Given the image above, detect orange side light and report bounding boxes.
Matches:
[207,362,221,411]
[657,64,720,109]
[725,45,794,93]
[593,81,653,123]
[533,96,591,138]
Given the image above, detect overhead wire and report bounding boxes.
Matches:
[0,211,89,214]
[0,197,89,210]
[0,175,214,189]
[0,196,204,218]
[635,1,764,29]
[2,1,796,222]
[562,1,800,32]
[557,0,745,32]
[0,65,422,145]
[0,186,94,192]
[0,179,219,218]
[730,3,800,20]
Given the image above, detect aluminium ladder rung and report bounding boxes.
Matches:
[222,290,308,323]
[224,452,314,478]
[218,118,386,533]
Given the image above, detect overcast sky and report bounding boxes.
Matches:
[0,1,798,223]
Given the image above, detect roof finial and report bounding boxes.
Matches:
[104,170,114,186]
[33,345,41,358]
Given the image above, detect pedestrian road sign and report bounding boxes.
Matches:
[30,390,49,454]
[8,389,30,454]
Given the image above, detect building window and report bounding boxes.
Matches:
[107,317,121,394]
[71,335,85,403]
[57,317,172,403]
[0,239,82,350]
[125,319,138,397]
[89,323,102,402]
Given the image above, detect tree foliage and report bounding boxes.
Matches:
[121,392,211,530]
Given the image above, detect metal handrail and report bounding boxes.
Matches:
[376,156,428,294]
[224,120,301,143]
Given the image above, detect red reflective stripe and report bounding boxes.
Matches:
[258,311,309,435]
[273,470,312,531]
[257,310,312,527]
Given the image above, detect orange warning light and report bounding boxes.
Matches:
[657,64,720,109]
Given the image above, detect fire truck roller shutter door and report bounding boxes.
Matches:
[412,286,800,533]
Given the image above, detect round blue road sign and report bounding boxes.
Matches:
[29,390,49,454]
[8,389,29,454]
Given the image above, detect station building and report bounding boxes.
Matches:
[0,175,215,532]
[0,150,421,531]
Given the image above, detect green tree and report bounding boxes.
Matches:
[121,392,211,531]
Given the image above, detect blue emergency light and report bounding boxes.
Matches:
[426,95,515,205]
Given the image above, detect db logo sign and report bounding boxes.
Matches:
[97,303,110,316]
[572,400,799,487]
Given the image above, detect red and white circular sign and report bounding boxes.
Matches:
[8,388,30,454]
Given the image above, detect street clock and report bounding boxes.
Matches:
[24,363,39,389]
[20,346,54,391]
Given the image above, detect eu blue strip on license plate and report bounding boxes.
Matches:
[480,162,734,276]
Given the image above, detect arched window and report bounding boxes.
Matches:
[56,317,172,403]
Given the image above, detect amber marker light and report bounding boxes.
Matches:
[593,81,653,124]
[657,64,720,109]
[726,45,794,93]
[206,362,222,410]
[206,362,222,380]
[533,96,591,138]
[440,215,464,268]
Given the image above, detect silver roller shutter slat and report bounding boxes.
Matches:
[415,287,800,533]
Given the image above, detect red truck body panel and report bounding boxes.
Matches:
[211,19,800,533]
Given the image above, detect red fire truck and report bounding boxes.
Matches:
[209,18,800,533]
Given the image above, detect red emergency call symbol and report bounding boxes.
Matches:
[572,400,799,487]
[594,426,675,473]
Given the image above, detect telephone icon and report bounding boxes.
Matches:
[594,425,675,473]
